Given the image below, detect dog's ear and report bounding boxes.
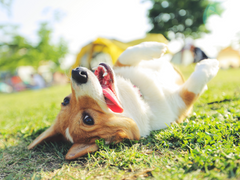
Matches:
[28,123,63,150]
[107,116,140,143]
[65,143,99,160]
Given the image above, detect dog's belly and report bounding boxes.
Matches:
[114,60,185,131]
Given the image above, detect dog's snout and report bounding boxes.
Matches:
[72,67,88,84]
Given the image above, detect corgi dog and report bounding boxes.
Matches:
[28,42,219,160]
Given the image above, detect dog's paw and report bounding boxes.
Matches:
[183,59,219,95]
[118,42,167,66]
[194,59,219,83]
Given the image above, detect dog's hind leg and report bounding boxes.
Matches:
[177,59,219,123]
[114,42,167,67]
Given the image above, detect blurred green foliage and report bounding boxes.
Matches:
[146,0,223,39]
[0,0,12,15]
[0,22,68,72]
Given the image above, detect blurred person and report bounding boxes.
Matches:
[190,45,209,63]
[0,82,13,93]
[11,75,26,92]
[30,73,46,89]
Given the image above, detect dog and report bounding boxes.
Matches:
[28,42,219,160]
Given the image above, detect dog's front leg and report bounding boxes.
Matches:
[177,59,219,122]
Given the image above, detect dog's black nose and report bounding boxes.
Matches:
[72,67,88,84]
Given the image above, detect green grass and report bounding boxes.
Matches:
[1,66,240,179]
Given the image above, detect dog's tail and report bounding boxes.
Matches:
[115,42,167,67]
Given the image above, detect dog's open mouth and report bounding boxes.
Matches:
[94,63,123,113]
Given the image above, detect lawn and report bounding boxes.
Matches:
[0,66,240,179]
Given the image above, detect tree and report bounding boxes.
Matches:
[0,22,68,71]
[146,0,223,40]
[34,22,68,67]
[0,0,13,15]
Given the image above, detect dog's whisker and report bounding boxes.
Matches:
[95,97,108,104]
[92,66,98,71]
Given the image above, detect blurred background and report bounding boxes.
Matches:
[0,0,239,93]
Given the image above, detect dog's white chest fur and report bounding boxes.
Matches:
[113,43,219,137]
[28,42,219,160]
[114,60,184,136]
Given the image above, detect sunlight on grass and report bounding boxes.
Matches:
[0,67,240,179]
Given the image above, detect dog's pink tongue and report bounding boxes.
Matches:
[103,87,123,113]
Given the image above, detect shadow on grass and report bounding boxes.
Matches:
[0,125,166,179]
[1,126,154,179]
[0,127,90,179]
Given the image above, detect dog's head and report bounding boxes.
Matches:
[28,63,140,160]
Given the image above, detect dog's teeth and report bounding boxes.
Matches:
[103,72,108,77]
[99,65,107,73]
[98,65,108,77]
[92,67,97,70]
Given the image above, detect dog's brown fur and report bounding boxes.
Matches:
[28,85,140,160]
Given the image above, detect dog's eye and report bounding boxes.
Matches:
[62,97,70,106]
[83,114,94,125]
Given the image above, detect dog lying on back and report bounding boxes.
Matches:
[28,42,219,160]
